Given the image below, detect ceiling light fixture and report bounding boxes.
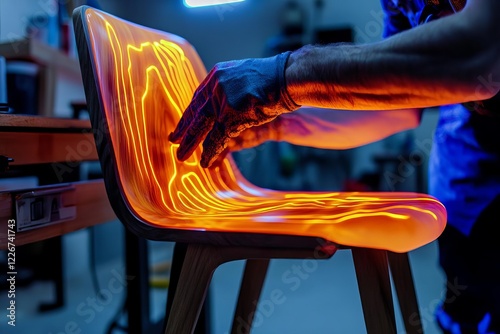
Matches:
[183,0,244,8]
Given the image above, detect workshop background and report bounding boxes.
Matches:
[0,1,443,333]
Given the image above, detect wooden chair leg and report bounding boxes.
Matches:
[197,289,212,334]
[352,248,397,334]
[164,244,221,334]
[388,252,423,334]
[164,244,335,334]
[163,243,187,331]
[231,259,270,334]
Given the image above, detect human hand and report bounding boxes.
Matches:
[169,51,300,168]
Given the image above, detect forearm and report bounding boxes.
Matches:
[286,1,500,110]
[278,107,422,150]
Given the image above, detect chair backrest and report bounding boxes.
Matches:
[73,6,300,244]
[74,6,236,215]
[74,6,446,252]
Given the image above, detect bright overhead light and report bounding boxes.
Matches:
[183,0,244,8]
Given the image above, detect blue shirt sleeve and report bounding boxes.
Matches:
[381,0,412,38]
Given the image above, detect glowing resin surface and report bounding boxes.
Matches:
[84,8,446,253]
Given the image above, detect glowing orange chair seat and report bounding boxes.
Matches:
[73,6,446,334]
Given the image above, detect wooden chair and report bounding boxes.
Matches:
[73,6,447,334]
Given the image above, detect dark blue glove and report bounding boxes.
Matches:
[169,51,300,168]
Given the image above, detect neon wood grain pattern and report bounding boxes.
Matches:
[84,8,446,253]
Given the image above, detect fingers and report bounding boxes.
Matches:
[201,122,232,168]
[169,68,217,144]
[169,96,201,144]
[168,114,189,144]
[177,107,214,161]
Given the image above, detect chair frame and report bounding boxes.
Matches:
[73,6,424,334]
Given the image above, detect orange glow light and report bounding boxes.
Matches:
[85,8,446,253]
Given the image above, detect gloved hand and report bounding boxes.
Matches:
[169,51,300,168]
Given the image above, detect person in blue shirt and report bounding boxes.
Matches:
[169,0,500,332]
[383,1,500,332]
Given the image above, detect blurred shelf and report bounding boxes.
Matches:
[0,38,83,116]
[0,38,80,78]
[0,113,90,129]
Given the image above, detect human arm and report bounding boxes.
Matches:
[286,0,500,110]
[227,107,422,152]
[170,0,500,167]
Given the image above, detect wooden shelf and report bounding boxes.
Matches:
[0,38,80,78]
[0,115,115,248]
[0,114,97,165]
[0,39,83,116]
[0,113,90,129]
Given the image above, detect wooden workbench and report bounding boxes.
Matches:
[0,114,115,249]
